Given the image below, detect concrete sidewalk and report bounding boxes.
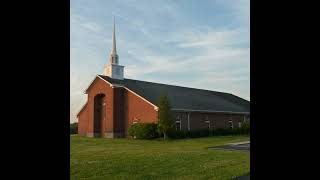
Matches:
[227,141,250,145]
[208,141,250,151]
[234,175,250,180]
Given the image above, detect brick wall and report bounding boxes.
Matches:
[124,89,158,136]
[78,77,248,137]
[172,111,247,131]
[77,77,158,138]
[78,104,88,136]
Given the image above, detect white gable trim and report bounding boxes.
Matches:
[77,102,88,117]
[97,75,113,87]
[84,76,98,93]
[124,87,159,110]
[97,75,158,111]
[84,75,113,93]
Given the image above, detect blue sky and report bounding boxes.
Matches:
[70,0,250,123]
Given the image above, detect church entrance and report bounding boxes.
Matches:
[94,94,106,137]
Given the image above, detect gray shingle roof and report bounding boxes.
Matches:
[98,75,250,114]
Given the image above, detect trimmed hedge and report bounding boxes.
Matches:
[186,129,210,138]
[168,129,187,139]
[128,121,250,139]
[128,123,158,139]
[168,122,250,139]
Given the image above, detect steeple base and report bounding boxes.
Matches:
[104,64,124,80]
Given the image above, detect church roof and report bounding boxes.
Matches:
[98,75,250,114]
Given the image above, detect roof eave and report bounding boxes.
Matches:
[171,108,250,115]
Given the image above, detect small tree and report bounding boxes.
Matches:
[241,120,250,134]
[157,95,173,140]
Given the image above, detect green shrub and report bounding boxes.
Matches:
[70,123,78,134]
[130,120,250,140]
[241,120,250,134]
[186,129,210,138]
[168,129,213,139]
[213,128,232,136]
[128,123,158,139]
[128,123,139,137]
[168,129,186,139]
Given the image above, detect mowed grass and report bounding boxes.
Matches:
[71,135,250,180]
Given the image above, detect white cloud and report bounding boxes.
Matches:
[125,27,249,76]
[81,22,102,33]
[70,0,250,122]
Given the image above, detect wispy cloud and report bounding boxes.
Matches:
[70,0,250,122]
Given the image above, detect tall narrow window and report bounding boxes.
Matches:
[203,115,210,128]
[228,120,233,129]
[238,122,242,128]
[176,115,181,131]
[205,120,210,129]
[176,121,181,131]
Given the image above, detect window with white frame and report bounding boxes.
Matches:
[205,120,210,129]
[228,120,233,129]
[238,121,242,128]
[176,115,181,131]
[176,121,181,131]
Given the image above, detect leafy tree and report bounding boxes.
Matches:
[241,120,250,134]
[157,95,173,140]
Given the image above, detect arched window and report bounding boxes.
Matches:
[93,94,106,137]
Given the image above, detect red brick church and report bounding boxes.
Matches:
[77,19,250,138]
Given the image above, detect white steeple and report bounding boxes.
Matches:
[111,16,117,55]
[110,16,118,64]
[104,16,124,80]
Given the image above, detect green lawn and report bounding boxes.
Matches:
[70,135,250,180]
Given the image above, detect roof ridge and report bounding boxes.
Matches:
[98,75,250,102]
[116,76,232,95]
[95,75,249,113]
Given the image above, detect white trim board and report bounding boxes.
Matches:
[97,75,159,110]
[76,102,88,117]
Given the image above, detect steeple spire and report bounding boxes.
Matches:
[111,16,117,55]
[104,16,124,80]
[109,16,119,64]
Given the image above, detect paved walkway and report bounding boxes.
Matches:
[208,142,250,179]
[208,141,250,151]
[234,175,250,180]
